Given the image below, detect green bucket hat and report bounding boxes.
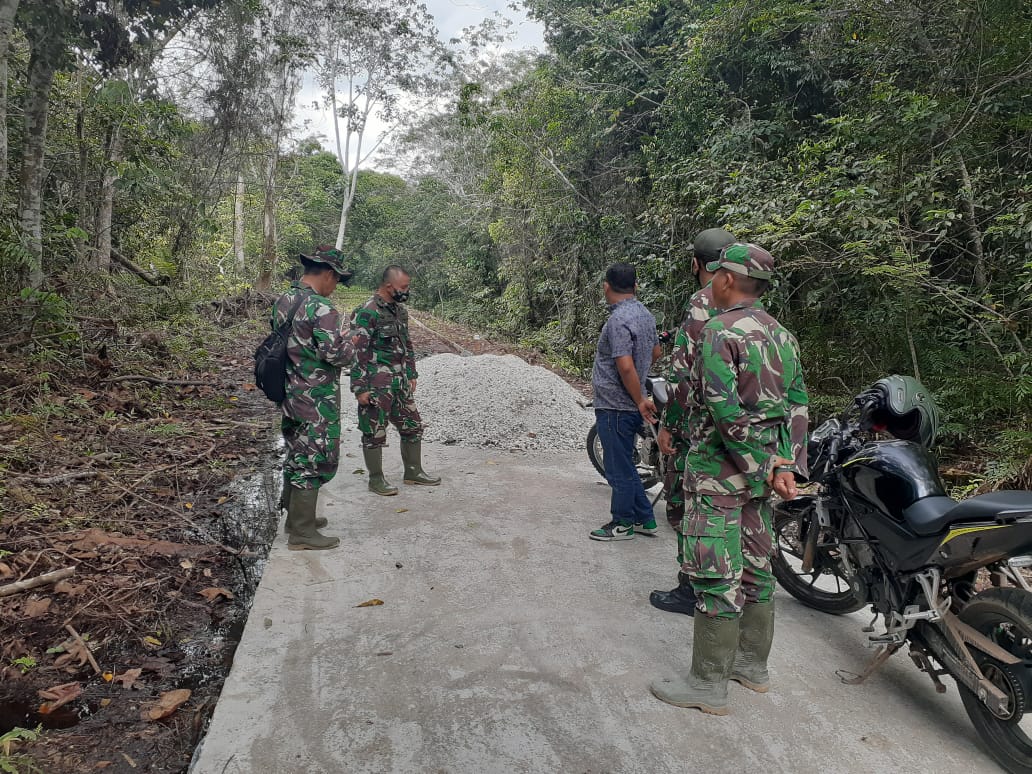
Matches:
[705,242,774,280]
[300,245,353,281]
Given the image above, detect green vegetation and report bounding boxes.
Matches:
[0,1,1026,481]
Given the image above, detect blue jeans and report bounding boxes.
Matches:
[595,408,653,526]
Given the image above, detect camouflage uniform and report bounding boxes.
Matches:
[662,284,716,568]
[683,298,808,619]
[350,295,422,448]
[273,281,357,490]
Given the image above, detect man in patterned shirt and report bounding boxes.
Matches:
[351,266,440,495]
[272,246,359,551]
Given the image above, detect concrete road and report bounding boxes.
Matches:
[192,444,997,774]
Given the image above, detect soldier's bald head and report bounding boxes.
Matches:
[381,265,410,286]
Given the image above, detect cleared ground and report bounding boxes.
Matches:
[192,443,996,774]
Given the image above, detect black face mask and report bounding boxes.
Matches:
[391,289,410,303]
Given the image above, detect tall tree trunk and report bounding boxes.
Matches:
[256,151,277,291]
[956,153,987,291]
[0,0,20,194]
[18,48,55,289]
[233,171,245,270]
[94,126,122,273]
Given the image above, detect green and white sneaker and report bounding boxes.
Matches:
[636,518,659,536]
[590,521,635,541]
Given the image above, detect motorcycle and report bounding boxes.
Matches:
[772,376,1032,773]
[586,375,668,495]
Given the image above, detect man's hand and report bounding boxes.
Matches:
[767,456,798,500]
[657,426,675,456]
[409,379,417,395]
[357,392,371,406]
[638,398,657,424]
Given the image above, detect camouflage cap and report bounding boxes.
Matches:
[300,244,353,280]
[706,242,774,280]
[689,228,735,262]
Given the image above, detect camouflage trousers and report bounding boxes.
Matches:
[682,492,775,619]
[357,382,423,449]
[281,389,341,491]
[663,443,689,565]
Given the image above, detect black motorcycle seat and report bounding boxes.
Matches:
[904,491,1032,537]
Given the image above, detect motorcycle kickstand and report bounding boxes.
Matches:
[836,643,901,685]
[908,648,948,694]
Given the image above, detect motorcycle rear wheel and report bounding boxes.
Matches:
[585,423,661,490]
[958,587,1032,774]
[771,499,865,615]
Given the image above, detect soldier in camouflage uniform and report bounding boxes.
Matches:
[273,246,359,551]
[651,243,808,715]
[651,228,735,615]
[351,265,440,495]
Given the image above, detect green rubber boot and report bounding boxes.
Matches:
[286,488,339,551]
[401,440,441,486]
[730,600,775,693]
[363,447,398,496]
[650,613,740,715]
[282,477,327,534]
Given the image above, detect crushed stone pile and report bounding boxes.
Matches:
[340,353,596,451]
[417,354,595,450]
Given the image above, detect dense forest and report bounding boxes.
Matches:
[1,0,1029,481]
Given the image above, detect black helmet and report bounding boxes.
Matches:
[856,375,940,448]
[690,228,736,264]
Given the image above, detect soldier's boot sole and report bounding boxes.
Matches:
[287,535,340,551]
[729,674,769,693]
[403,477,441,486]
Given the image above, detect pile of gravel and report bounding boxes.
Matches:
[340,353,595,451]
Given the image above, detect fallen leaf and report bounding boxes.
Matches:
[183,502,193,510]
[100,699,112,708]
[37,681,81,713]
[197,587,234,602]
[202,568,212,578]
[242,383,256,391]
[142,636,162,649]
[179,560,194,570]
[395,508,408,513]
[355,599,384,608]
[216,496,228,505]
[352,468,365,474]
[24,597,52,618]
[0,562,12,578]
[95,759,112,767]
[113,668,142,689]
[102,672,113,682]
[53,636,94,668]
[53,580,86,597]
[142,688,191,721]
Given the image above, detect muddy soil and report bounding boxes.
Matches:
[0,301,560,774]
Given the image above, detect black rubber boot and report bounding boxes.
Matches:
[401,440,441,486]
[730,600,775,693]
[650,614,740,715]
[649,572,698,616]
[286,488,339,551]
[363,447,398,496]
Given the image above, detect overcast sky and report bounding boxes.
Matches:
[294,0,545,167]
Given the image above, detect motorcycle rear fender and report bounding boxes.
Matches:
[933,517,1032,579]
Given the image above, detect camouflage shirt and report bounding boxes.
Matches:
[271,281,357,416]
[685,300,809,499]
[663,283,717,438]
[350,294,418,395]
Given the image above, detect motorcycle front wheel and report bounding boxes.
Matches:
[958,587,1032,773]
[771,498,865,615]
[585,423,661,490]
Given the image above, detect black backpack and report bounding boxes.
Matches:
[254,291,310,404]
